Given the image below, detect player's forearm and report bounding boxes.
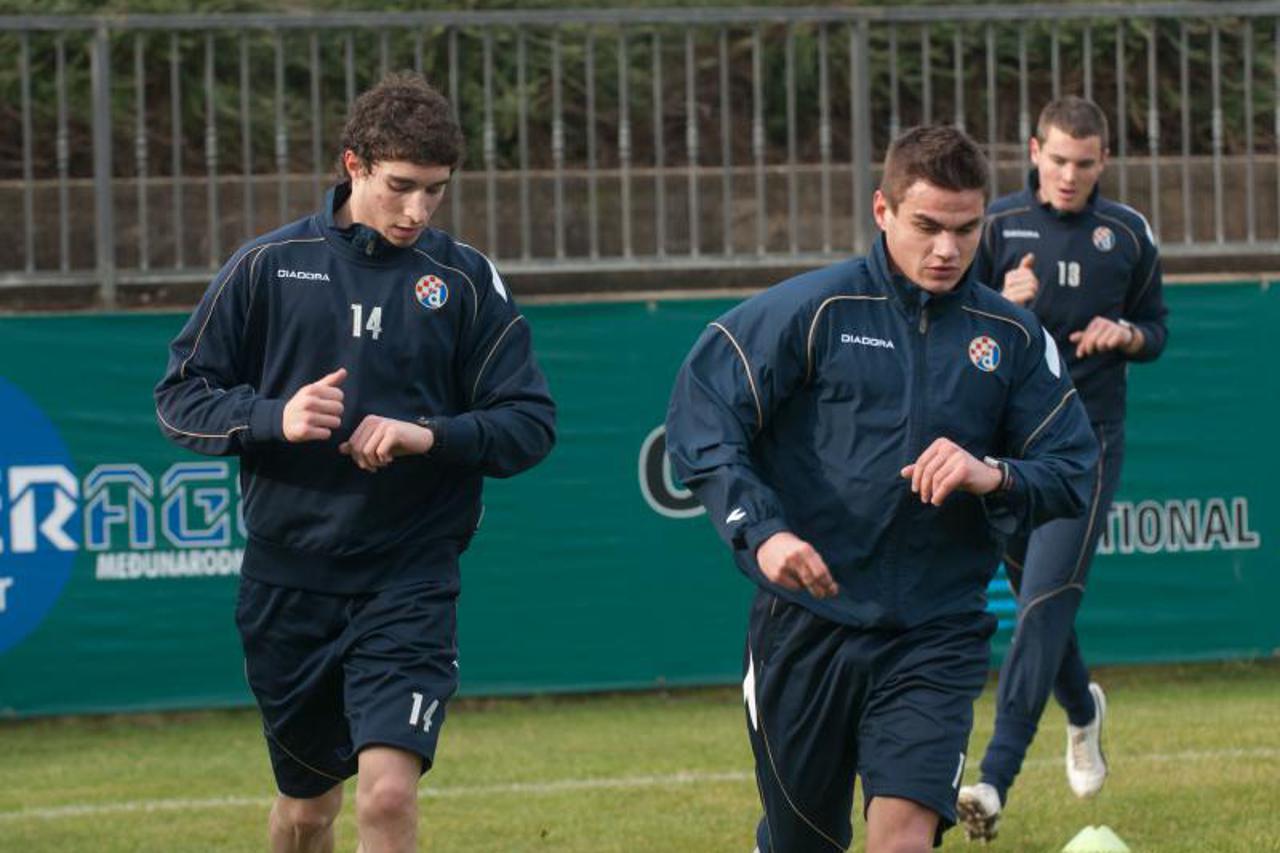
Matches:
[677,461,791,556]
[667,408,791,558]
[154,379,282,456]
[426,398,556,477]
[1124,318,1166,362]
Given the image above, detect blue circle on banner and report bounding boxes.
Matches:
[0,377,79,656]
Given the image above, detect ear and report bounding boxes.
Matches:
[1028,135,1041,165]
[342,149,368,181]
[872,189,891,231]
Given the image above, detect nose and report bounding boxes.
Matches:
[405,193,430,225]
[933,231,960,261]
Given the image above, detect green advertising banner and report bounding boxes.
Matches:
[0,283,1275,717]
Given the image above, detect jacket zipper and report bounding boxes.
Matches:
[904,304,931,617]
[884,301,930,623]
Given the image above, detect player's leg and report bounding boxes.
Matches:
[864,797,938,853]
[859,610,996,852]
[236,577,360,852]
[269,785,343,853]
[745,590,862,852]
[1056,422,1125,797]
[1053,422,1124,723]
[353,746,423,853]
[977,423,1123,805]
[344,578,460,853]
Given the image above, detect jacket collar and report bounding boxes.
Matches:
[321,182,415,261]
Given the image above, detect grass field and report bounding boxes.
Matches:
[1,660,1277,852]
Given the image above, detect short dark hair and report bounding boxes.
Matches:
[1036,96,1109,150]
[337,72,464,176]
[879,125,989,210]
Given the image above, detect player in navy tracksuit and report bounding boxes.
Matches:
[665,126,1098,853]
[155,74,555,852]
[958,97,1168,842]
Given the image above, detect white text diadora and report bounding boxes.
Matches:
[277,269,331,281]
[841,334,896,349]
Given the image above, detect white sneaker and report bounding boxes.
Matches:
[1066,682,1109,798]
[957,782,1002,842]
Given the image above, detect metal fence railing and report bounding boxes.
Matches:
[4,3,1280,305]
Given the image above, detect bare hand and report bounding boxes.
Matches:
[1068,316,1137,358]
[1001,253,1038,306]
[339,415,434,472]
[756,531,839,599]
[900,437,1003,505]
[282,367,347,443]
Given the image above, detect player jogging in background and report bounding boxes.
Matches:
[666,125,1098,853]
[958,95,1168,842]
[155,73,555,853]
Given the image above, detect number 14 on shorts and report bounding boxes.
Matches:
[409,691,439,733]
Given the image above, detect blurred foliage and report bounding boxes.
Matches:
[1,4,1277,181]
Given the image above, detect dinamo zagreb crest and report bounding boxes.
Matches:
[415,274,449,310]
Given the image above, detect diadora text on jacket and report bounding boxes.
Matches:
[665,237,1098,630]
[972,171,1168,424]
[155,184,556,594]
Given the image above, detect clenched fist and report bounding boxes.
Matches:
[283,368,347,443]
[1001,253,1039,306]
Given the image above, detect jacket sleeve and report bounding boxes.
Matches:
[1122,219,1168,362]
[664,304,806,558]
[153,245,284,456]
[985,324,1099,535]
[426,257,556,478]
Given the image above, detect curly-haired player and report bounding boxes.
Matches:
[156,73,556,852]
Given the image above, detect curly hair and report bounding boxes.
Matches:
[337,72,464,176]
[879,125,988,210]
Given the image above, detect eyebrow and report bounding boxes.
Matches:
[912,213,983,231]
[386,173,452,190]
[1050,154,1098,165]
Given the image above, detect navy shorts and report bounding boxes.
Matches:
[744,590,996,852]
[235,575,460,799]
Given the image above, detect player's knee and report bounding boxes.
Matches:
[356,773,419,828]
[275,791,341,839]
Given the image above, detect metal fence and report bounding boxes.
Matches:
[4,3,1280,305]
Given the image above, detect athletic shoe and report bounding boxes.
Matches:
[1066,682,1109,798]
[956,781,1002,842]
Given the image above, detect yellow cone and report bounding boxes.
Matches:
[1062,825,1131,852]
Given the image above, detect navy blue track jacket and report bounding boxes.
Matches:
[972,171,1168,424]
[665,237,1098,630]
[155,184,556,594]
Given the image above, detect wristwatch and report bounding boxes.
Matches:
[417,416,442,456]
[982,455,1012,492]
[1116,317,1137,346]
